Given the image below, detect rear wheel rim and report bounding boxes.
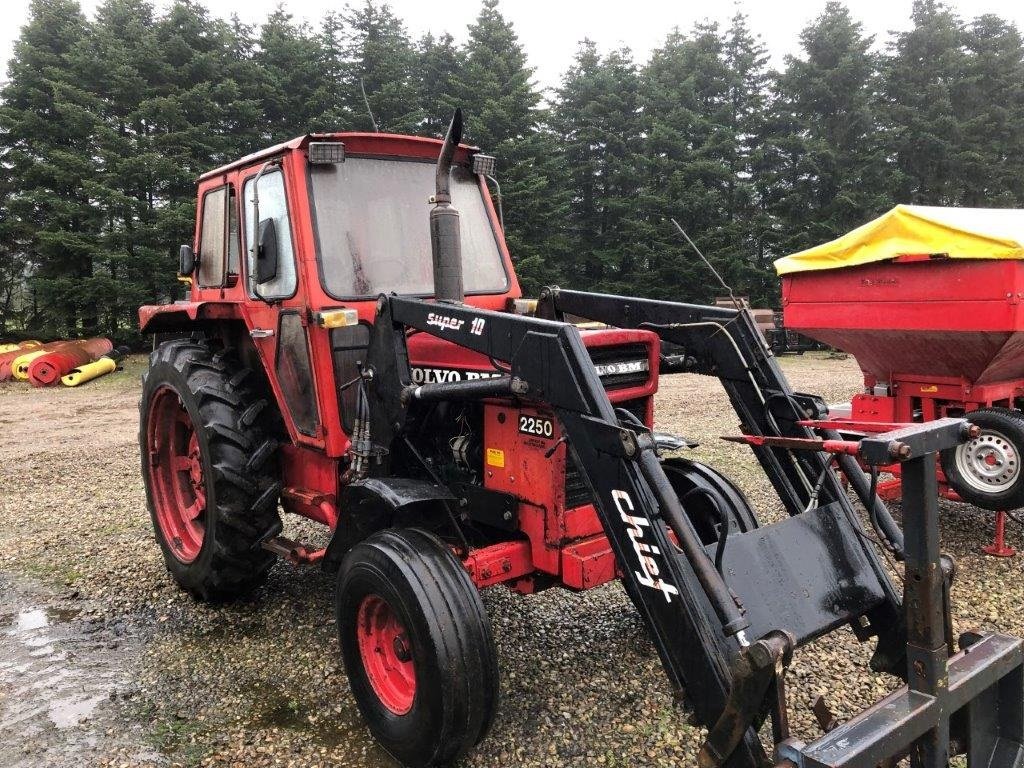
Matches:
[356,594,416,715]
[147,386,206,563]
[955,427,1020,494]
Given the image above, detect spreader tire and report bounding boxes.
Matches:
[942,407,1024,511]
[336,528,498,767]
[140,338,282,600]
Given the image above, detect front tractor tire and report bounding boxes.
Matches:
[336,528,499,767]
[140,338,282,601]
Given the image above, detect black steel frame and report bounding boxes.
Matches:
[356,289,1024,768]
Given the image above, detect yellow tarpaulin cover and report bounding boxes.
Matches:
[773,204,1024,275]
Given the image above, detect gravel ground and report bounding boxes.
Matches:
[0,352,1021,768]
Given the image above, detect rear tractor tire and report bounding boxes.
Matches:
[335,528,499,767]
[140,338,282,600]
[942,407,1024,511]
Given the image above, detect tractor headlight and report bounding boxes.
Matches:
[472,154,497,177]
[308,142,345,165]
[316,308,359,328]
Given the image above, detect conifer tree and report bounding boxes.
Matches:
[636,24,736,302]
[417,31,462,137]
[721,12,772,302]
[957,15,1024,205]
[317,12,351,129]
[551,41,643,288]
[453,0,565,295]
[254,6,325,138]
[0,0,102,335]
[879,0,966,205]
[343,1,422,133]
[74,0,169,334]
[767,2,889,261]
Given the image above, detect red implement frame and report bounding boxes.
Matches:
[783,258,1024,556]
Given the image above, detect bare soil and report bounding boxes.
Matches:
[0,352,1020,768]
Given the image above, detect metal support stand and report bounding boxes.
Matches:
[901,454,950,768]
[983,511,1016,558]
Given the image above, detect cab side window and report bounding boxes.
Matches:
[244,169,297,299]
[227,187,240,276]
[197,186,228,287]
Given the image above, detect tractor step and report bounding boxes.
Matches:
[262,535,325,565]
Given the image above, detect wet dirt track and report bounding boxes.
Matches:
[0,352,1021,767]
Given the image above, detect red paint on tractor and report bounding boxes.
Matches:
[137,130,664,592]
[461,541,533,588]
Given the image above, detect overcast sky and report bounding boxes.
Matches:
[4,0,1024,92]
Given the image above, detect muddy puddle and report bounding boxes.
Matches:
[0,578,160,767]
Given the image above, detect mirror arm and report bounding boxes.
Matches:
[248,160,278,304]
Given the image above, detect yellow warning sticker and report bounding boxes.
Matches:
[486,448,505,468]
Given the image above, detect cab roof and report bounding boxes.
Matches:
[198,132,480,182]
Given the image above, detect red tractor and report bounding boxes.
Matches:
[140,111,1024,768]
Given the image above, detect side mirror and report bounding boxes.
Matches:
[178,244,196,276]
[255,218,278,284]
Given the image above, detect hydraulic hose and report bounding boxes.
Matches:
[825,429,905,558]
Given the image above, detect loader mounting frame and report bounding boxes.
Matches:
[357,289,1024,768]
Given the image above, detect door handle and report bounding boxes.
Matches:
[250,328,275,339]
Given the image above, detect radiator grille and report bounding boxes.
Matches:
[588,343,650,390]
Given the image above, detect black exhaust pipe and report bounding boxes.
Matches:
[431,109,464,303]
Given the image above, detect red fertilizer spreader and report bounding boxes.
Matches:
[778,205,1024,556]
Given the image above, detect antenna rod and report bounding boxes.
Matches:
[360,77,380,132]
[669,218,741,310]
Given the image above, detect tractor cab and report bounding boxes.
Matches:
[139,125,661,537]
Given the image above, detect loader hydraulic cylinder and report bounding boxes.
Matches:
[636,447,750,638]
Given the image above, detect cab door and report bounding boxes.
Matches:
[238,160,324,447]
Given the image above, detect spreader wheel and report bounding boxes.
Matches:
[942,407,1024,511]
[336,528,498,767]
[140,338,282,600]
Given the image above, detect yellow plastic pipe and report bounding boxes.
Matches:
[61,356,117,386]
[0,340,42,354]
[12,349,48,380]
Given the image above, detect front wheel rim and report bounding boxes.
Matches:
[147,386,207,562]
[955,427,1021,494]
[356,594,416,715]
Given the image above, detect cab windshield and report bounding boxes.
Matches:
[309,156,508,298]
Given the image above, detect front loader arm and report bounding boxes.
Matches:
[536,288,832,515]
[358,294,1024,768]
[536,287,906,560]
[362,295,770,767]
